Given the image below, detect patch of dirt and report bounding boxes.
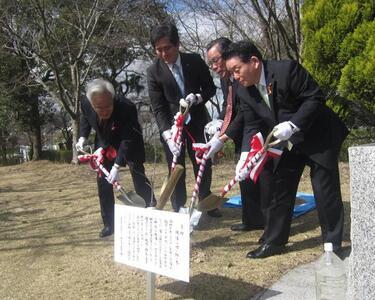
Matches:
[0,160,351,299]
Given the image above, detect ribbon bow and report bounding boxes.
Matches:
[192,143,209,164]
[239,132,283,182]
[78,146,117,176]
[171,112,184,143]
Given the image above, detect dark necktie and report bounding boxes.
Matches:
[99,119,108,131]
[220,80,233,135]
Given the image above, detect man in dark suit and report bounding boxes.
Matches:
[147,23,221,217]
[207,40,348,258]
[206,37,270,231]
[76,79,156,237]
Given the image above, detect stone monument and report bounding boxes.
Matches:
[348,143,375,299]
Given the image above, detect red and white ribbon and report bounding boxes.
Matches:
[221,132,283,197]
[171,112,185,171]
[189,143,210,213]
[78,147,122,191]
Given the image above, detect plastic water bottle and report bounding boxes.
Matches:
[315,243,347,300]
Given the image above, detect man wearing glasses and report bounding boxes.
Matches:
[205,38,272,236]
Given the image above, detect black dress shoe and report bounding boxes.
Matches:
[207,208,222,218]
[231,223,264,231]
[246,243,286,259]
[99,226,114,238]
[258,237,265,244]
[231,224,251,231]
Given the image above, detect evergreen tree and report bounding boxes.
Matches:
[302,0,375,126]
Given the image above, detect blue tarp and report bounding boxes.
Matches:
[223,192,316,219]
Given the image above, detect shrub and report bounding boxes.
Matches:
[41,150,72,163]
[213,140,237,165]
[339,127,375,162]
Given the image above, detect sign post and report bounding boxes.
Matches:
[146,271,155,300]
[114,205,190,298]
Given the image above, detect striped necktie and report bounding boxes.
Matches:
[172,63,185,96]
[220,80,233,134]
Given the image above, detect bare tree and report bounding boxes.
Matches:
[171,0,302,61]
[1,0,169,163]
[0,0,122,162]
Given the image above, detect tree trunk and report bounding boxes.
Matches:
[30,129,41,161]
[71,117,79,164]
[29,92,42,161]
[0,128,7,163]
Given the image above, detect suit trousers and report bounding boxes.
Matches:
[240,160,273,227]
[263,149,344,248]
[97,160,155,228]
[162,131,212,212]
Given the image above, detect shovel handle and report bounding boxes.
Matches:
[96,164,124,192]
[171,103,191,170]
[221,130,282,198]
[171,127,183,170]
[79,149,124,190]
[79,150,138,205]
[189,152,208,215]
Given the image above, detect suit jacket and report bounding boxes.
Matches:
[79,96,145,165]
[236,60,349,169]
[147,52,216,136]
[218,78,243,153]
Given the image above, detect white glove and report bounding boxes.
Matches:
[179,98,190,108]
[205,135,224,159]
[273,121,299,141]
[181,93,203,107]
[170,124,178,140]
[236,167,249,182]
[106,164,120,184]
[162,129,180,156]
[235,151,264,181]
[235,152,249,174]
[75,137,86,152]
[167,139,180,156]
[93,147,104,165]
[204,120,223,138]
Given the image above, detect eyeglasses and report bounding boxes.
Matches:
[207,56,222,67]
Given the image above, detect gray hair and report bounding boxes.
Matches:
[86,79,115,102]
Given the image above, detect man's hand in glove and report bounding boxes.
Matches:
[204,119,223,138]
[235,152,249,174]
[162,130,180,156]
[106,164,120,184]
[75,137,86,152]
[93,147,104,165]
[205,135,224,159]
[180,93,203,107]
[273,121,299,141]
[235,151,264,181]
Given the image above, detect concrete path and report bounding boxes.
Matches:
[252,248,350,300]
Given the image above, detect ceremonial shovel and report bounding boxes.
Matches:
[197,130,282,211]
[78,152,145,207]
[156,101,191,210]
[97,163,145,207]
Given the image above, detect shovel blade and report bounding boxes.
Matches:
[117,190,145,207]
[197,193,228,211]
[157,164,184,210]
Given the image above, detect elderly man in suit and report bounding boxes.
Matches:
[206,37,271,232]
[206,40,349,258]
[147,23,221,217]
[76,79,156,237]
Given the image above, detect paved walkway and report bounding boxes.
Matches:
[252,248,350,300]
